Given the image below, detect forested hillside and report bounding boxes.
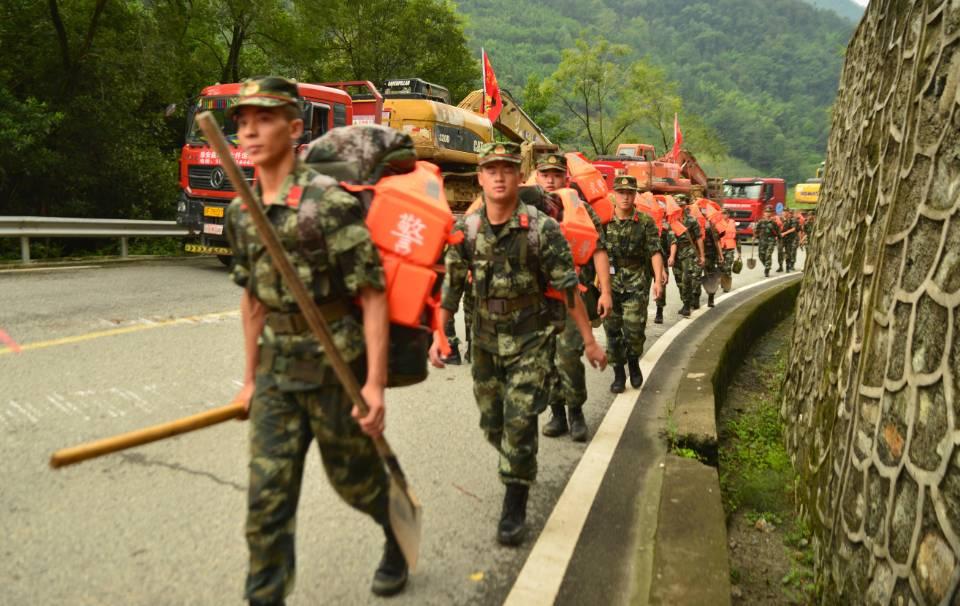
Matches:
[457,0,856,183]
[799,0,865,22]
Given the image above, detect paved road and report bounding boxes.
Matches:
[0,248,802,605]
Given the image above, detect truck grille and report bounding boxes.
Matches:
[727,210,753,219]
[188,166,254,192]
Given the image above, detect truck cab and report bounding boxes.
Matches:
[176,82,369,262]
[722,178,786,238]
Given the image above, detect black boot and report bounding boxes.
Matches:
[707,293,715,308]
[568,407,588,442]
[542,404,568,437]
[679,304,691,318]
[654,306,664,324]
[441,344,461,366]
[497,484,529,546]
[610,365,627,394]
[692,296,701,310]
[777,265,784,273]
[764,268,770,277]
[464,340,472,363]
[627,357,643,389]
[371,525,408,596]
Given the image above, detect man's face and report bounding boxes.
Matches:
[235,106,303,167]
[478,162,521,204]
[614,189,636,210]
[535,168,566,192]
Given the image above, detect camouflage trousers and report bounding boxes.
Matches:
[603,285,651,365]
[758,239,776,271]
[776,239,785,269]
[548,315,588,410]
[677,247,701,307]
[722,249,735,278]
[472,331,554,485]
[783,238,798,268]
[245,371,388,605]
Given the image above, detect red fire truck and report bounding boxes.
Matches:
[721,177,786,238]
[176,81,381,263]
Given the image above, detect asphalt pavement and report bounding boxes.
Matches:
[0,248,801,605]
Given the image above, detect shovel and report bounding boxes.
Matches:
[702,271,721,295]
[747,240,757,269]
[195,112,422,570]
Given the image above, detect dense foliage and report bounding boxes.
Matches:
[0,0,476,219]
[457,0,856,183]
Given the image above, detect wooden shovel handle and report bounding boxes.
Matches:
[50,403,244,468]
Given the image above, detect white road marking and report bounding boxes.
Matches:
[504,272,801,606]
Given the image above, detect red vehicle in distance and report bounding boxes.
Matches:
[722,177,786,238]
[176,81,381,263]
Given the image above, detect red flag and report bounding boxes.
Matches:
[482,49,503,123]
[670,113,683,161]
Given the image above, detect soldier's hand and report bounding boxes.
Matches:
[428,336,446,369]
[354,383,386,438]
[585,340,608,371]
[698,255,705,267]
[233,380,255,420]
[597,291,613,319]
[662,271,670,286]
[668,256,676,268]
[653,280,663,301]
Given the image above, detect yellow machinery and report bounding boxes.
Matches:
[795,161,825,205]
[353,79,555,211]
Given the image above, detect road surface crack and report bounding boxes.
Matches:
[119,452,245,493]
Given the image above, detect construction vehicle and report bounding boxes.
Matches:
[351,78,556,212]
[722,177,786,238]
[591,143,724,200]
[794,161,825,206]
[175,81,381,262]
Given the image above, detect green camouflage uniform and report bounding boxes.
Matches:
[754,217,780,271]
[782,216,800,269]
[602,210,662,364]
[676,208,703,307]
[656,222,675,308]
[549,201,606,412]
[443,201,578,485]
[225,161,389,604]
[702,223,723,286]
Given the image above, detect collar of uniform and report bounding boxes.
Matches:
[481,200,528,240]
[254,159,307,208]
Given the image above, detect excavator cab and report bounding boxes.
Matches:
[378,78,451,104]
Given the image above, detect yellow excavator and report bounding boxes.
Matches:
[351,78,555,211]
[795,161,825,205]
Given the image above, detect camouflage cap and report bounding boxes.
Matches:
[675,193,691,204]
[478,141,522,166]
[226,76,301,119]
[536,152,567,172]
[613,175,639,191]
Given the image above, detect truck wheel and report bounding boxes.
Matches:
[217,255,232,267]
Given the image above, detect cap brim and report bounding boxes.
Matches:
[226,97,296,119]
[536,164,566,172]
[613,186,638,192]
[479,156,522,166]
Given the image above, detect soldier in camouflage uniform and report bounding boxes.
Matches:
[429,142,607,546]
[719,209,741,292]
[700,206,723,308]
[223,77,408,603]
[781,209,800,271]
[654,202,676,324]
[534,152,613,442]
[674,194,705,317]
[754,206,781,277]
[603,176,665,392]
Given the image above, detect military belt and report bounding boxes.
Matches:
[265,301,354,334]
[482,293,541,314]
[474,310,552,337]
[614,258,647,269]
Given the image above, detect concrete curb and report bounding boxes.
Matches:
[651,276,801,605]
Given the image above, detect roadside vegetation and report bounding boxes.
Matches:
[718,318,816,604]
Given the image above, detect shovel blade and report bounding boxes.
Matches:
[703,272,721,294]
[747,258,757,269]
[389,477,422,572]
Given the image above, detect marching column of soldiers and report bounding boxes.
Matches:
[222,75,807,604]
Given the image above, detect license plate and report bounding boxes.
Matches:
[204,206,225,218]
[203,223,224,235]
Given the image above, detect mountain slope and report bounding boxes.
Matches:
[800,0,865,22]
[455,0,857,183]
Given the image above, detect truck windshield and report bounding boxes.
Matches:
[723,183,763,199]
[186,96,239,145]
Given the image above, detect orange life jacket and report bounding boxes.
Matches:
[634,191,663,235]
[554,188,598,265]
[657,195,687,238]
[348,161,458,348]
[565,153,613,223]
[720,219,738,250]
[687,203,706,238]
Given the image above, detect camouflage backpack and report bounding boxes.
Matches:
[300,125,432,388]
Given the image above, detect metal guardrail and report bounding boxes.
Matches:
[0,217,188,263]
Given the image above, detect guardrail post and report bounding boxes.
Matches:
[120,237,128,258]
[20,236,30,263]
